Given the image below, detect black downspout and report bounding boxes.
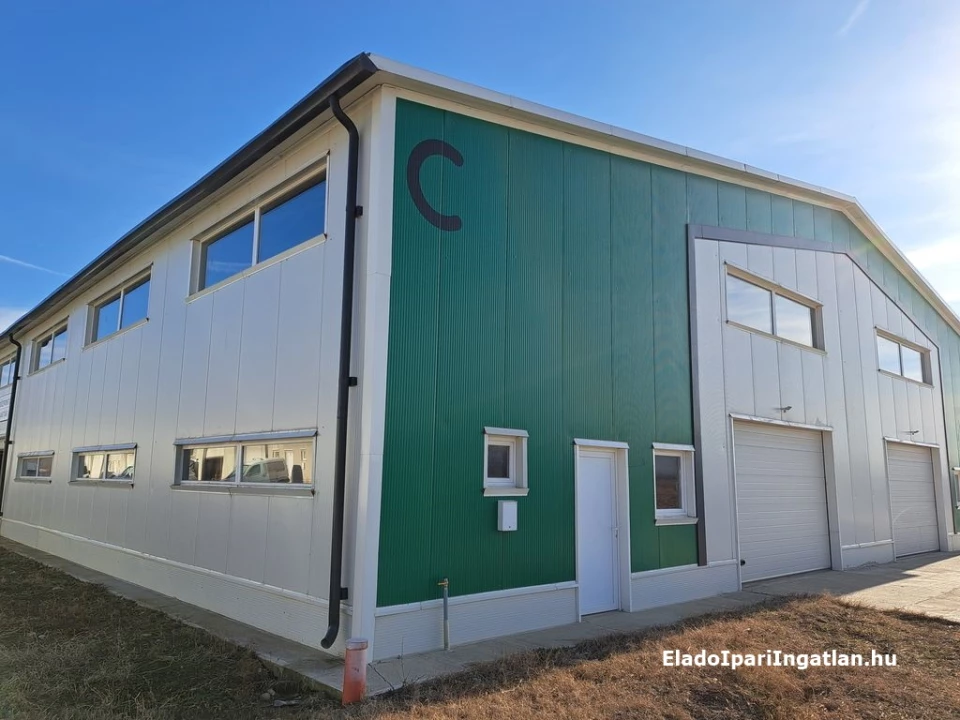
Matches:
[322,94,360,650]
[0,336,23,517]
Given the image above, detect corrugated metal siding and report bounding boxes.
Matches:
[380,99,960,607]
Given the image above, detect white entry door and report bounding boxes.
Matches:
[576,449,620,615]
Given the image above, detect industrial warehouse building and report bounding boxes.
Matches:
[1,54,959,660]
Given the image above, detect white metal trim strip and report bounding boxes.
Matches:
[573,438,629,449]
[16,450,55,458]
[73,442,138,454]
[729,413,833,433]
[174,428,317,446]
[374,580,579,617]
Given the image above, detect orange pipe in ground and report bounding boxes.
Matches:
[342,638,368,705]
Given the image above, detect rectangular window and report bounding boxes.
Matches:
[91,273,151,343]
[74,447,136,481]
[483,428,529,496]
[198,174,326,291]
[725,269,822,350]
[179,436,314,487]
[653,444,696,524]
[18,454,53,478]
[877,333,930,384]
[32,324,68,372]
[0,357,15,388]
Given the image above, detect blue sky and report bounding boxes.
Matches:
[2,0,958,329]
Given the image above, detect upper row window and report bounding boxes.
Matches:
[32,325,68,372]
[0,357,15,388]
[877,333,930,384]
[725,270,822,350]
[199,175,327,291]
[91,273,151,343]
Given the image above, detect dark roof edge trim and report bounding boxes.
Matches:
[2,52,378,342]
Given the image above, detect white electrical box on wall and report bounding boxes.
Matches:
[498,500,518,532]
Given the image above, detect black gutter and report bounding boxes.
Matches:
[321,94,360,650]
[0,53,378,342]
[0,336,23,517]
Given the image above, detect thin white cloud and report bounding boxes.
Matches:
[0,307,27,333]
[838,0,871,36]
[0,254,67,277]
[906,239,960,271]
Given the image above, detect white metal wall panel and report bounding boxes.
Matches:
[734,422,831,582]
[887,443,940,556]
[0,96,371,656]
[697,236,951,579]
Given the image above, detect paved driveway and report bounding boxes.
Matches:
[747,551,960,622]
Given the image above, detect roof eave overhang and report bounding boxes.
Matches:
[5,53,957,346]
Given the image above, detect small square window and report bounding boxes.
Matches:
[655,455,682,511]
[483,428,528,496]
[653,445,697,524]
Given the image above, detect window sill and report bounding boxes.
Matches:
[878,368,933,389]
[14,477,52,484]
[483,487,529,497]
[186,235,325,303]
[83,318,148,350]
[655,516,699,526]
[725,321,826,356]
[69,480,134,488]
[28,358,66,378]
[172,483,314,497]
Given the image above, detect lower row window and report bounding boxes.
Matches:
[180,440,313,486]
[76,451,136,481]
[653,444,697,523]
[18,455,53,478]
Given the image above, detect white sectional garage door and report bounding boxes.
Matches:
[887,443,940,557]
[734,422,831,583]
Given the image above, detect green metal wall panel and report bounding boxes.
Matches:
[379,99,960,607]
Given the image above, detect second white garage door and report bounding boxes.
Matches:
[887,443,940,557]
[734,422,831,583]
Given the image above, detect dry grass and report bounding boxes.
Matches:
[2,546,960,719]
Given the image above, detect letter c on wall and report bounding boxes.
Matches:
[406,139,463,231]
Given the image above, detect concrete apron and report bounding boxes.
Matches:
[4,536,959,698]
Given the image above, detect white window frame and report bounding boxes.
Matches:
[71,443,137,484]
[724,264,824,351]
[31,322,69,373]
[174,430,317,491]
[875,329,931,385]
[16,451,55,481]
[87,269,152,345]
[483,427,529,497]
[652,443,697,525]
[192,164,329,294]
